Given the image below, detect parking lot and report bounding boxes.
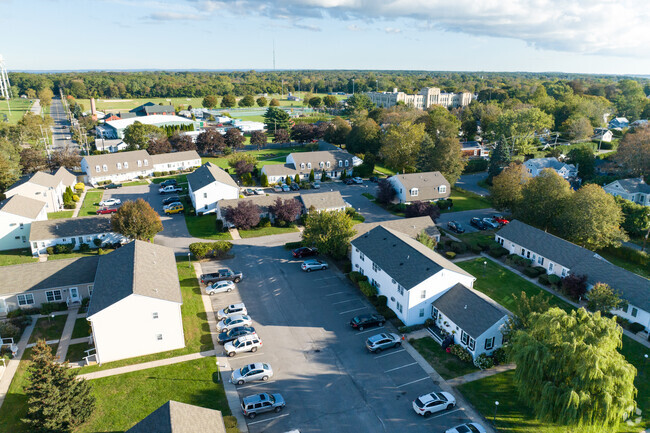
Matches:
[202,244,474,433]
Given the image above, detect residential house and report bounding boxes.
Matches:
[523,157,578,180]
[351,226,508,358]
[87,241,185,365]
[187,162,239,215]
[0,195,47,251]
[460,141,489,159]
[126,400,227,433]
[609,117,629,130]
[592,128,613,143]
[631,119,648,129]
[300,191,347,213]
[260,150,354,184]
[151,150,202,174]
[29,215,125,255]
[95,138,128,153]
[352,216,441,243]
[53,167,78,189]
[216,194,300,228]
[4,171,67,212]
[0,256,98,315]
[388,171,451,204]
[130,102,175,117]
[603,177,650,206]
[496,220,650,331]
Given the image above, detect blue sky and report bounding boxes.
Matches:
[1,0,649,74]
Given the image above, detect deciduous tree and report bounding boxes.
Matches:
[587,283,623,314]
[515,169,572,231]
[202,95,218,109]
[405,200,440,221]
[169,134,196,152]
[49,146,81,171]
[269,98,280,107]
[563,116,593,141]
[269,197,302,223]
[225,201,260,229]
[37,88,54,107]
[239,95,255,107]
[324,117,351,146]
[196,129,225,155]
[345,94,374,115]
[250,130,267,150]
[380,122,426,174]
[567,145,595,180]
[490,163,530,211]
[560,273,588,301]
[146,137,172,155]
[20,148,48,174]
[302,210,356,259]
[308,96,322,108]
[111,199,163,241]
[290,123,315,143]
[376,179,396,204]
[488,107,553,155]
[416,134,467,186]
[346,118,380,154]
[221,94,236,108]
[615,196,650,238]
[123,122,165,151]
[273,128,290,144]
[256,97,268,107]
[323,95,338,108]
[224,128,245,150]
[228,153,256,176]
[616,125,650,176]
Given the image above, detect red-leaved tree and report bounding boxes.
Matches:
[225,201,260,229]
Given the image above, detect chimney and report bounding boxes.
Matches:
[90,98,97,121]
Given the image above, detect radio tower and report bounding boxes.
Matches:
[0,55,11,100]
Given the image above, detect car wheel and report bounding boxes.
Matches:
[227,288,233,292]
[251,347,257,353]
[446,404,454,410]
[274,406,283,413]
[322,266,328,270]
[423,411,431,418]
[306,268,312,273]
[378,321,384,327]
[227,352,235,357]
[358,326,364,331]
[234,277,241,283]
[262,375,269,381]
[237,379,245,385]
[395,342,401,348]
[374,347,382,353]
[248,413,256,419]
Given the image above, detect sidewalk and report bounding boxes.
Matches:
[447,364,516,387]
[0,315,37,410]
[55,308,79,362]
[72,189,87,217]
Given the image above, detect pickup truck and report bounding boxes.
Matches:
[200,268,243,285]
[97,206,118,215]
[159,185,183,194]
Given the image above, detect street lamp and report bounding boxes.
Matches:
[483,260,487,276]
[187,252,191,269]
[352,79,355,95]
[494,401,499,424]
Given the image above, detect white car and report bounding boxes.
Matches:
[99,198,121,207]
[217,314,252,332]
[206,281,235,295]
[281,184,291,192]
[273,185,283,192]
[217,303,247,320]
[445,423,487,433]
[412,391,456,417]
[224,334,262,357]
[481,217,500,229]
[351,177,363,184]
[254,188,265,195]
[231,362,273,385]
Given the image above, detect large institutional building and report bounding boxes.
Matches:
[366,87,473,110]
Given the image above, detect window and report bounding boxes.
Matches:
[22,236,26,242]
[439,185,447,193]
[307,163,311,169]
[432,307,439,321]
[152,312,159,319]
[372,262,381,272]
[631,307,638,317]
[301,163,305,169]
[88,285,93,296]
[521,248,525,256]
[468,337,476,351]
[137,160,142,167]
[549,262,554,272]
[485,337,495,350]
[103,164,108,172]
[419,308,425,317]
[124,162,129,169]
[46,290,62,302]
[396,302,403,313]
[538,256,544,265]
[156,334,163,341]
[421,290,426,299]
[345,160,349,167]
[326,161,331,168]
[359,252,365,261]
[204,193,207,198]
[397,285,404,296]
[117,162,122,169]
[461,331,469,345]
[204,205,208,210]
[17,294,34,306]
[20,223,24,228]
[144,159,149,166]
[95,165,101,173]
[526,251,530,259]
[319,162,324,168]
[411,188,419,197]
[561,268,568,277]
[338,160,343,167]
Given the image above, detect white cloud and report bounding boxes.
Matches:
[384,27,401,34]
[188,0,650,56]
[145,11,203,21]
[347,24,363,31]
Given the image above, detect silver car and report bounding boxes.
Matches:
[216,314,252,332]
[217,303,247,320]
[301,259,328,272]
[482,217,500,229]
[365,332,401,353]
[231,362,273,385]
[206,280,235,295]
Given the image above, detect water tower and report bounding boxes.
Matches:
[0,55,11,100]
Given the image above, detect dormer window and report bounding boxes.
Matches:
[439,185,447,193]
[137,160,142,167]
[307,163,311,169]
[319,162,324,168]
[144,159,149,166]
[345,160,349,167]
[411,188,418,196]
[117,162,122,169]
[124,162,129,169]
[103,164,108,172]
[95,165,101,173]
[301,163,305,170]
[326,161,331,168]
[338,160,343,167]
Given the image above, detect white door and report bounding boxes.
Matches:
[68,287,80,304]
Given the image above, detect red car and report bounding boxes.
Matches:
[97,206,118,214]
[492,215,510,225]
[292,247,318,258]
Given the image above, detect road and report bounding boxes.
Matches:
[49,96,79,151]
[456,173,490,197]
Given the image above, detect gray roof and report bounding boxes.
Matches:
[524,157,575,173]
[87,241,182,317]
[351,226,473,290]
[0,256,99,296]
[496,220,594,268]
[30,216,113,242]
[151,150,201,165]
[289,150,354,171]
[95,138,126,152]
[0,194,46,219]
[7,171,61,191]
[353,216,440,241]
[433,283,509,339]
[53,167,77,187]
[392,171,450,202]
[126,400,226,433]
[83,150,151,177]
[300,191,347,211]
[219,193,300,214]
[187,162,238,192]
[261,164,301,177]
[612,178,650,194]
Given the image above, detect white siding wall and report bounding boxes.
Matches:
[31,232,125,255]
[387,177,407,203]
[191,182,239,215]
[152,158,201,173]
[433,309,507,358]
[612,303,650,332]
[5,183,63,212]
[89,295,185,364]
[0,209,46,251]
[495,235,566,277]
[0,283,94,314]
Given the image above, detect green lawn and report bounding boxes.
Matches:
[77,357,236,433]
[28,315,67,344]
[77,260,211,373]
[66,341,94,363]
[121,180,149,187]
[373,164,396,176]
[71,317,91,339]
[184,213,233,240]
[47,248,115,261]
[238,225,299,239]
[151,174,188,184]
[410,337,479,380]
[201,145,312,171]
[457,258,574,313]
[0,248,37,266]
[619,335,649,426]
[0,98,34,124]
[362,192,375,200]
[47,211,74,220]
[456,230,498,249]
[442,187,492,213]
[78,191,104,217]
[0,345,58,433]
[73,97,206,113]
[596,248,650,280]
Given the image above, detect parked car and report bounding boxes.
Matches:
[292,247,318,258]
[224,334,262,357]
[311,182,321,189]
[369,176,379,183]
[273,185,283,192]
[104,182,122,189]
[492,215,510,226]
[481,217,499,229]
[200,268,243,284]
[231,362,274,385]
[240,393,285,419]
[159,185,183,194]
[351,177,363,184]
[350,314,385,331]
[290,183,300,191]
[164,203,184,215]
[470,217,489,230]
[281,184,291,192]
[217,314,252,332]
[245,188,255,196]
[205,280,235,295]
[162,195,181,206]
[254,188,265,195]
[412,392,456,417]
[99,197,121,207]
[96,206,118,215]
[447,221,465,233]
[365,333,401,353]
[301,259,328,272]
[160,179,177,187]
[445,423,487,433]
[217,303,247,320]
[217,326,256,345]
[344,178,354,185]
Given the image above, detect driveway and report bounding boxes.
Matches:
[456,173,490,197]
[202,245,475,433]
[437,208,498,234]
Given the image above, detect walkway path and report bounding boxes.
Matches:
[229,228,241,240]
[55,308,79,362]
[0,315,37,410]
[446,364,516,387]
[72,189,87,217]
[29,99,41,115]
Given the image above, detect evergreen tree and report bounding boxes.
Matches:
[294,174,300,184]
[487,139,510,182]
[261,173,269,187]
[309,169,315,182]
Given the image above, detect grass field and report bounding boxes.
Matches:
[120,180,149,187]
[28,315,67,344]
[410,337,479,380]
[201,145,312,171]
[71,317,91,339]
[47,248,115,261]
[77,356,236,433]
[66,341,93,363]
[151,174,188,184]
[442,187,492,213]
[455,230,498,249]
[47,211,75,220]
[0,98,34,124]
[238,225,299,238]
[0,248,38,267]
[78,191,104,217]
[184,213,233,240]
[596,248,650,280]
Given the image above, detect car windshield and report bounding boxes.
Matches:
[224,318,232,325]
[268,395,275,404]
[352,317,361,323]
[434,392,447,402]
[240,365,250,375]
[233,339,242,347]
[415,398,425,408]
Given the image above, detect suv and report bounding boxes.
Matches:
[412,391,456,417]
[241,393,285,419]
[217,303,247,320]
[200,268,243,284]
[481,217,500,229]
[470,217,488,230]
[350,314,385,331]
[447,221,465,233]
[351,177,363,184]
[218,326,255,345]
[365,333,401,353]
[231,362,273,385]
[301,259,328,272]
[292,247,318,258]
[224,334,262,357]
[160,179,177,187]
[217,314,252,332]
[159,185,183,194]
[162,195,181,206]
[164,203,184,215]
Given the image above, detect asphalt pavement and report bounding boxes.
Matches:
[456,172,490,197]
[49,97,78,151]
[437,208,498,234]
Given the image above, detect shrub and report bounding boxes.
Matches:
[492,347,507,365]
[398,324,425,333]
[377,295,388,307]
[0,322,21,340]
[599,245,649,267]
[628,322,646,334]
[349,271,367,284]
[449,344,473,363]
[445,251,456,259]
[54,244,72,254]
[450,242,467,254]
[358,281,377,298]
[548,274,561,286]
[98,248,107,255]
[488,246,509,258]
[538,274,550,285]
[533,266,546,275]
[376,305,397,320]
[7,307,40,318]
[74,182,85,192]
[93,238,102,248]
[72,194,80,202]
[64,202,76,209]
[470,245,482,255]
[343,261,352,273]
[474,353,495,370]
[46,246,55,255]
[463,158,489,173]
[40,302,67,315]
[523,267,541,278]
[78,243,90,252]
[189,241,234,260]
[285,241,302,250]
[258,217,272,228]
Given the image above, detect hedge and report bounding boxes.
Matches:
[548,274,561,285]
[450,242,467,254]
[349,271,368,284]
[449,344,473,363]
[599,245,649,266]
[41,302,68,315]
[463,158,489,173]
[358,280,377,298]
[538,274,550,285]
[628,322,646,334]
[488,246,509,258]
[445,251,456,259]
[189,241,233,259]
[284,241,302,250]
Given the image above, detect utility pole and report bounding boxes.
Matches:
[352,79,355,95]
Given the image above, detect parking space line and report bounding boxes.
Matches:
[247,413,290,426]
[356,327,385,335]
[338,307,367,315]
[384,362,418,373]
[326,291,347,297]
[396,377,430,388]
[225,352,265,361]
[332,299,360,305]
[426,408,463,420]
[236,381,270,390]
[374,349,405,359]
[314,276,338,281]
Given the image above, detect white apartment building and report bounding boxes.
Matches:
[366,87,473,110]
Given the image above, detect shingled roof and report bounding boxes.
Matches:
[7,171,61,191]
[150,150,201,165]
[187,162,238,192]
[30,216,113,241]
[87,241,182,317]
[0,257,99,296]
[0,195,46,219]
[300,191,347,211]
[352,216,440,241]
[392,171,450,202]
[126,400,226,433]
[614,178,650,194]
